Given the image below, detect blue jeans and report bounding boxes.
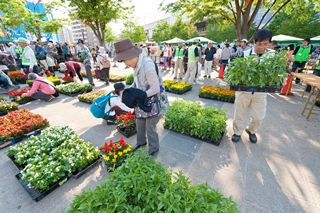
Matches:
[23,65,39,74]
[0,76,10,89]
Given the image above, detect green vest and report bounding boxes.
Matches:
[188,45,197,62]
[175,47,184,58]
[316,65,320,70]
[22,46,38,66]
[294,46,311,62]
[14,45,22,54]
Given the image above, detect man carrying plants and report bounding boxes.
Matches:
[232,29,274,143]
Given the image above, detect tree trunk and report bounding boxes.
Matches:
[36,26,41,40]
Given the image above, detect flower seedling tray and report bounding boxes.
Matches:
[166,87,192,95]
[117,126,137,138]
[15,173,69,202]
[72,157,102,179]
[198,95,235,103]
[59,89,92,97]
[12,98,35,105]
[0,111,8,116]
[8,155,26,171]
[78,98,93,104]
[229,85,282,93]
[1,135,24,150]
[23,129,42,138]
[163,125,224,146]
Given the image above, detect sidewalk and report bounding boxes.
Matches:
[0,63,319,213]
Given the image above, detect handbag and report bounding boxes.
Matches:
[134,95,160,119]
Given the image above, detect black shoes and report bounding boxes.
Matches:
[232,134,241,142]
[149,149,159,156]
[133,143,147,150]
[106,120,116,125]
[245,129,257,143]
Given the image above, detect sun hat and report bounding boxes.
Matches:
[17,38,28,43]
[98,47,105,54]
[8,42,13,45]
[241,38,248,43]
[28,73,39,80]
[59,62,67,70]
[113,38,142,61]
[113,82,126,92]
[194,39,200,43]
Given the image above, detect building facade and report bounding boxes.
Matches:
[58,26,74,44]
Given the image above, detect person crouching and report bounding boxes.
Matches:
[21,73,56,102]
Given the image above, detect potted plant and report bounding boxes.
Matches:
[78,90,107,104]
[115,112,137,137]
[56,82,92,96]
[124,73,134,85]
[225,51,288,92]
[109,74,125,82]
[7,88,34,104]
[0,100,18,116]
[98,137,133,171]
[163,80,192,94]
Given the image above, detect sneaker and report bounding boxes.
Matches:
[232,134,241,142]
[173,77,177,80]
[203,75,207,78]
[107,120,117,125]
[208,76,211,78]
[91,83,95,86]
[46,96,54,102]
[245,129,257,143]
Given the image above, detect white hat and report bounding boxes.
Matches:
[143,44,146,47]
[8,42,13,45]
[98,47,105,54]
[59,63,67,70]
[241,38,248,43]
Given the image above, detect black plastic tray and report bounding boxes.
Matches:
[229,85,282,93]
[163,125,224,146]
[198,95,235,103]
[8,155,26,171]
[12,98,35,105]
[0,111,8,116]
[166,87,192,95]
[0,135,24,150]
[15,173,69,202]
[72,157,101,179]
[117,126,137,138]
[23,129,42,137]
[78,98,93,104]
[59,89,92,97]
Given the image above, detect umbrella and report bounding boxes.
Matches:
[272,34,303,44]
[161,37,185,44]
[186,37,217,44]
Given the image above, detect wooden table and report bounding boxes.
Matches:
[290,73,320,120]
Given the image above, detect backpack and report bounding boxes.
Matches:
[90,92,117,118]
[100,54,111,68]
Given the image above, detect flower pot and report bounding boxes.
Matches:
[117,126,137,138]
[72,157,101,179]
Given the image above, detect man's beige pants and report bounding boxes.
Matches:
[174,58,184,78]
[204,60,213,76]
[233,91,267,135]
[184,62,196,84]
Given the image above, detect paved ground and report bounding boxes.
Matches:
[0,62,320,213]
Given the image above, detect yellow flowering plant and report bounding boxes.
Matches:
[99,137,133,170]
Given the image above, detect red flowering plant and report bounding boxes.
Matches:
[0,109,49,141]
[9,73,28,84]
[7,88,32,102]
[62,76,74,83]
[115,111,136,132]
[98,137,133,170]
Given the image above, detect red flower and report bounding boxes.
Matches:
[104,143,110,152]
[119,137,126,148]
[99,147,102,151]
[109,139,114,146]
[113,144,118,152]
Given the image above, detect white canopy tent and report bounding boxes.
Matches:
[272,34,303,44]
[161,37,185,44]
[310,35,320,43]
[186,37,217,44]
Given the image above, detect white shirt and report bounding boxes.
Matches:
[24,46,37,68]
[9,46,16,58]
[104,94,134,116]
[215,48,222,59]
[97,53,109,70]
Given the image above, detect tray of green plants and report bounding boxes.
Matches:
[0,99,18,116]
[57,82,92,97]
[78,90,107,104]
[163,100,227,146]
[6,126,100,201]
[109,74,125,82]
[124,73,134,85]
[61,151,240,212]
[163,80,192,94]
[199,86,235,103]
[225,51,288,93]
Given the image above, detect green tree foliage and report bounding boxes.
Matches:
[170,17,198,40]
[104,24,116,43]
[0,0,67,40]
[152,20,171,43]
[268,6,320,39]
[68,0,133,46]
[160,0,320,41]
[205,20,256,43]
[120,19,147,43]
